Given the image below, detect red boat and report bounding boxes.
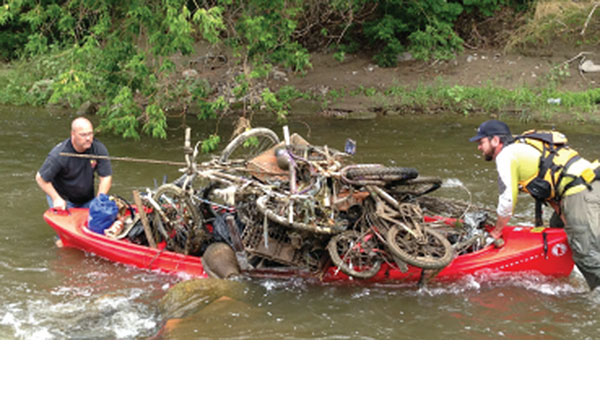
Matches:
[44,207,575,284]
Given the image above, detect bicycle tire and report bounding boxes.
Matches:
[386,176,442,199]
[385,224,454,269]
[153,184,202,254]
[256,194,345,235]
[327,230,382,279]
[344,165,418,182]
[218,128,280,164]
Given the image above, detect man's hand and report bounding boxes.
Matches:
[98,175,112,196]
[52,197,67,210]
[489,229,502,240]
[490,214,511,239]
[493,237,505,248]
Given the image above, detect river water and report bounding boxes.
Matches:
[2,104,600,340]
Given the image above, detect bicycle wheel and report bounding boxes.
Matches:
[153,184,202,254]
[385,223,454,269]
[344,165,418,184]
[327,230,382,279]
[218,128,280,164]
[256,194,345,235]
[386,176,442,200]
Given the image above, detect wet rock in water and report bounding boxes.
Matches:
[347,110,377,120]
[323,109,377,120]
[288,98,322,114]
[157,296,259,339]
[159,277,247,320]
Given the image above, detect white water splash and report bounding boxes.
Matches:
[1,303,55,340]
[351,288,372,299]
[51,286,94,297]
[111,311,157,339]
[414,270,583,297]
[442,178,466,188]
[0,289,159,339]
[260,277,306,292]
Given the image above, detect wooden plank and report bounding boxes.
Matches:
[132,190,157,249]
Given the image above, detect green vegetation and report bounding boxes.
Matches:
[0,0,321,139]
[316,80,600,121]
[1,1,600,140]
[506,1,600,52]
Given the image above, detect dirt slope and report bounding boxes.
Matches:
[280,47,600,114]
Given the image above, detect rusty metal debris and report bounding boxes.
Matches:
[114,126,491,279]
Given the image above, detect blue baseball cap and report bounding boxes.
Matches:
[469,120,512,142]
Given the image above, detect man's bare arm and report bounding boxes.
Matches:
[98,175,112,195]
[35,172,66,209]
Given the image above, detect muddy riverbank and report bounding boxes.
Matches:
[179,42,600,124]
[293,48,600,118]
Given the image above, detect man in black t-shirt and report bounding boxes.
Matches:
[36,117,112,212]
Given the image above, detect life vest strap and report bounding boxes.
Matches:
[555,154,582,196]
[518,131,589,202]
[534,199,544,227]
[562,176,591,194]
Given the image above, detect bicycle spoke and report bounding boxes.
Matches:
[153,184,202,255]
[327,230,382,279]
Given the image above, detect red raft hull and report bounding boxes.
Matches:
[45,208,208,278]
[44,208,575,283]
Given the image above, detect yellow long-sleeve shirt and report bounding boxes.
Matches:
[495,142,592,217]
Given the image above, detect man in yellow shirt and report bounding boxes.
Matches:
[470,119,600,290]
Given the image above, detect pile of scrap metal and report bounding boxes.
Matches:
[119,126,491,279]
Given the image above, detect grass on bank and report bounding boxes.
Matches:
[311,79,600,123]
[506,0,600,53]
[3,56,600,125]
[2,0,600,127]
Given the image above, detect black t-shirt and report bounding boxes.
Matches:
[38,138,112,204]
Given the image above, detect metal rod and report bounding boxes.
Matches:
[283,125,295,224]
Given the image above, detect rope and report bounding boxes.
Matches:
[59,152,187,167]
[60,152,290,176]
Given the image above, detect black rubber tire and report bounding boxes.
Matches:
[327,230,382,279]
[386,176,443,199]
[218,128,280,164]
[344,165,418,181]
[202,242,240,279]
[385,224,454,270]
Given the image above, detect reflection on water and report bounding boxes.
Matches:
[1,105,600,339]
